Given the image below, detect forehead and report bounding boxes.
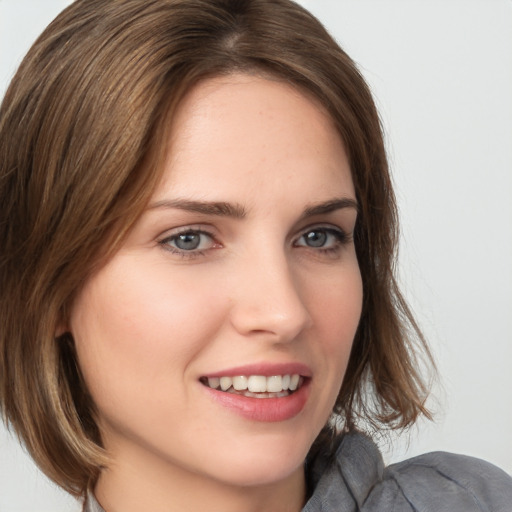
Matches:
[154,73,354,205]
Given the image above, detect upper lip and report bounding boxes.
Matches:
[201,362,312,379]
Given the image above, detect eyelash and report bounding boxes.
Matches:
[158,225,351,259]
[159,228,216,259]
[294,226,350,256]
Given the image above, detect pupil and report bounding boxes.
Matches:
[305,230,326,247]
[176,233,200,250]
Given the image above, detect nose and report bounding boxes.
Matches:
[228,248,312,342]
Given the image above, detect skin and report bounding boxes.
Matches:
[69,74,363,512]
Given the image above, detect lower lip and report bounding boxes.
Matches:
[202,380,310,422]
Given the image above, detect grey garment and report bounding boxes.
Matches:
[83,432,512,512]
[304,432,512,511]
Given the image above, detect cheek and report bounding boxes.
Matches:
[307,263,363,352]
[297,261,362,435]
[69,259,228,412]
[308,262,363,398]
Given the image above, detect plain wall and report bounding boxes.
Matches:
[1,1,511,510]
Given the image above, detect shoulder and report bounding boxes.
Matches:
[377,449,512,511]
[304,431,512,512]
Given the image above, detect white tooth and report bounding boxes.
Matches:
[282,374,291,390]
[289,374,300,391]
[208,377,220,389]
[220,376,232,391]
[267,375,283,393]
[232,376,248,391]
[248,375,267,392]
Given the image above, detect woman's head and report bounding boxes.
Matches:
[68,73,363,495]
[0,0,431,497]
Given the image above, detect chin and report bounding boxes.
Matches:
[212,456,305,488]
[195,430,313,488]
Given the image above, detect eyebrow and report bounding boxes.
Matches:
[300,198,359,219]
[147,197,358,219]
[148,199,247,218]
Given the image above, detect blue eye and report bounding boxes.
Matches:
[160,230,215,254]
[174,232,202,250]
[296,227,347,250]
[303,230,328,247]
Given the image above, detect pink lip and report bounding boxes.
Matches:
[202,362,312,378]
[201,379,311,422]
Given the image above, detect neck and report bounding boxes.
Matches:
[93,438,306,512]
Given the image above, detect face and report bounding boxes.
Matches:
[70,74,362,491]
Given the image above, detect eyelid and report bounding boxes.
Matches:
[157,222,215,238]
[294,223,349,240]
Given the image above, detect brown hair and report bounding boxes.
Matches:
[0,0,432,497]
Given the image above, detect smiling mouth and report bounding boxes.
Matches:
[200,374,305,398]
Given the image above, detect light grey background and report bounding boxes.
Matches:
[1,1,511,510]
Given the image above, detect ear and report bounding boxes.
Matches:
[55,309,70,338]
[55,323,68,338]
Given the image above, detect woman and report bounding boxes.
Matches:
[0,1,511,511]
